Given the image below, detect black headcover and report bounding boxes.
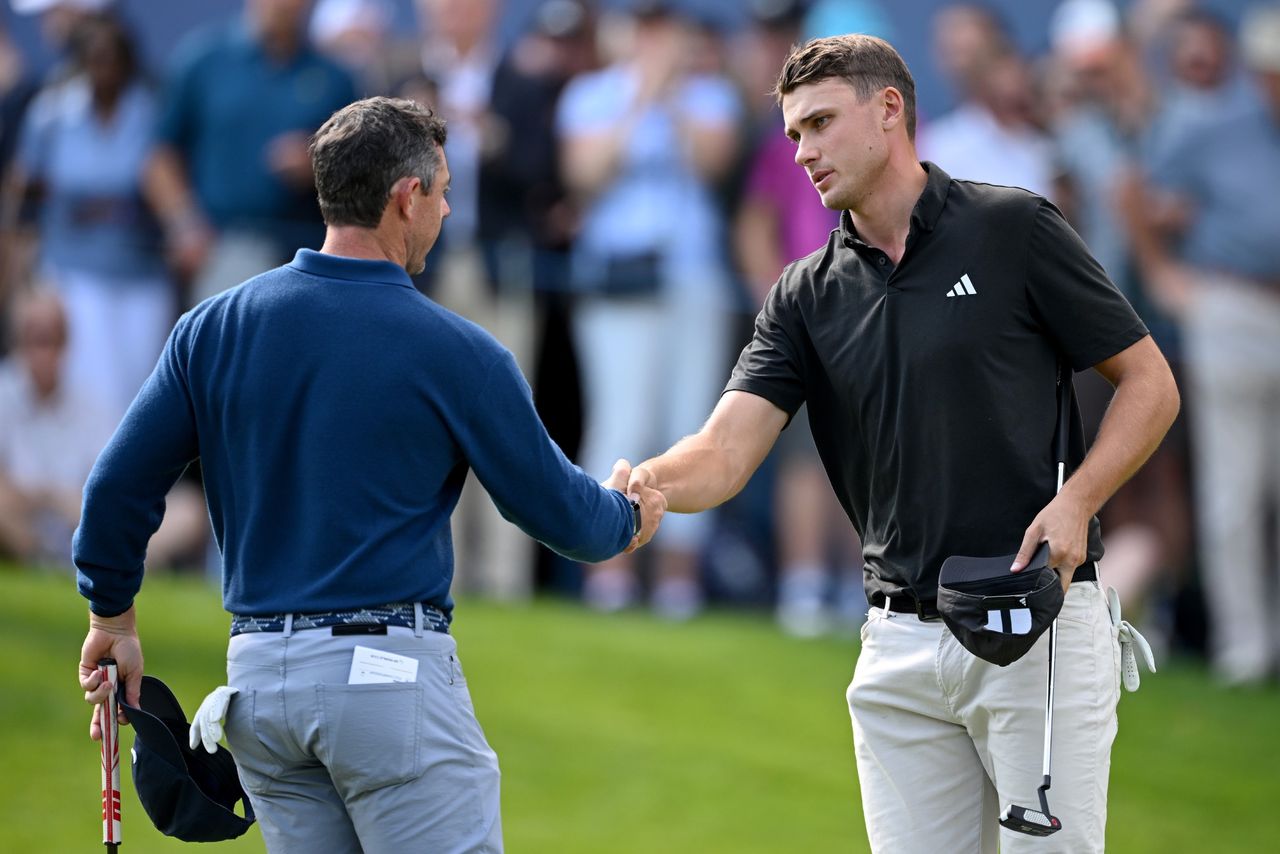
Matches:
[937,543,1063,666]
[118,676,255,842]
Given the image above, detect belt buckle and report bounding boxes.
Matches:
[915,598,939,622]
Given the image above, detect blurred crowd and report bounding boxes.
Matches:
[0,0,1277,685]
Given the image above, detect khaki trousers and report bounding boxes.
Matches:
[849,582,1120,853]
[1183,276,1280,683]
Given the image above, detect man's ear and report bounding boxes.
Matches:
[881,87,905,132]
[392,176,417,219]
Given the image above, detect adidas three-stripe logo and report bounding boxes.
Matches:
[946,274,977,297]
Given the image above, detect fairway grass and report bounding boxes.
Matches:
[3,569,1276,852]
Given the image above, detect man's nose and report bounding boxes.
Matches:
[794,138,816,167]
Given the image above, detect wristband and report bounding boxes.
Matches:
[629,498,641,538]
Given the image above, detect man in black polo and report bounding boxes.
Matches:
[626,35,1178,852]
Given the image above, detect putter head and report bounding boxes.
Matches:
[999,804,1061,836]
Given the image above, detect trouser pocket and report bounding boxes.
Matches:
[222,688,283,797]
[315,682,426,796]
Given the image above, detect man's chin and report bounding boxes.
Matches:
[816,186,846,211]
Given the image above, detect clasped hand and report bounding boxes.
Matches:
[602,459,666,554]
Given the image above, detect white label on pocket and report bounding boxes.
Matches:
[347,645,419,684]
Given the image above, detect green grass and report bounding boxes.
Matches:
[3,569,1277,852]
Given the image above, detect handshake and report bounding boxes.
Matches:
[602,458,667,555]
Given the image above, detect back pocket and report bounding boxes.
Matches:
[316,683,425,796]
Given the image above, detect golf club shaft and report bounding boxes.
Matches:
[1043,619,1056,781]
[99,658,121,851]
[1044,363,1068,785]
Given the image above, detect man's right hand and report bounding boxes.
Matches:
[603,459,666,554]
[624,464,665,554]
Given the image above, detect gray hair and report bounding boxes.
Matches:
[310,97,449,228]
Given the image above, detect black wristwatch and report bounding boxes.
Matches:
[629,498,642,538]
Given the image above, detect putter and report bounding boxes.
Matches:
[998,620,1062,835]
[99,658,121,852]
[999,363,1072,837]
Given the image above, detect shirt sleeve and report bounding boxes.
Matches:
[455,349,634,562]
[1025,200,1149,370]
[556,73,613,136]
[676,75,740,128]
[15,91,53,177]
[74,317,201,616]
[724,274,808,416]
[1144,119,1203,198]
[154,36,206,149]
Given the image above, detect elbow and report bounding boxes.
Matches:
[1163,376,1182,435]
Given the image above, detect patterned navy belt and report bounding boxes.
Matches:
[230,602,450,637]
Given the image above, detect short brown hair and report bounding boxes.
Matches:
[774,35,917,140]
[310,97,448,229]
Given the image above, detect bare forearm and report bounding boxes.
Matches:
[561,121,636,198]
[144,146,203,229]
[637,433,749,513]
[1061,357,1179,516]
[636,391,788,513]
[734,203,784,306]
[679,122,735,183]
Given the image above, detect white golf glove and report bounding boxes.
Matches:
[188,685,239,754]
[1107,587,1156,692]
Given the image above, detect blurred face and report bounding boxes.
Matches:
[15,301,67,398]
[248,0,312,36]
[1064,42,1121,102]
[978,53,1037,121]
[1171,21,1229,90]
[784,78,892,211]
[82,29,129,99]
[422,0,497,47]
[407,150,451,275]
[933,6,1004,91]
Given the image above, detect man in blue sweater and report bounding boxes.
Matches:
[75,96,665,852]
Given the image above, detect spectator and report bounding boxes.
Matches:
[919,45,1056,197]
[0,15,35,178]
[144,0,357,306]
[732,0,860,636]
[1146,8,1255,166]
[0,289,110,564]
[1124,4,1280,686]
[931,2,1010,102]
[558,0,740,618]
[417,0,546,600]
[310,0,417,97]
[3,13,171,424]
[9,0,115,84]
[0,16,37,338]
[480,1,597,440]
[1048,0,1194,646]
[1048,0,1155,285]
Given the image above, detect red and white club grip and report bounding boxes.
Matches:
[99,659,121,848]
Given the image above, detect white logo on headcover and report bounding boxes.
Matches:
[985,608,1033,634]
[946,273,977,297]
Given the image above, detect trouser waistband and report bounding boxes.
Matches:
[229,602,450,638]
[872,564,1098,621]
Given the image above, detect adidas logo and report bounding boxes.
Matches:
[946,274,977,298]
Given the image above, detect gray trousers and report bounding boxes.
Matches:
[223,624,502,853]
[1185,275,1280,683]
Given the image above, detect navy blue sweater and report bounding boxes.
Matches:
[75,250,633,618]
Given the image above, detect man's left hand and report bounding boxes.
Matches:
[1010,493,1092,591]
[78,606,143,740]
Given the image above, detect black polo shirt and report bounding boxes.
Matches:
[727,163,1148,603]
